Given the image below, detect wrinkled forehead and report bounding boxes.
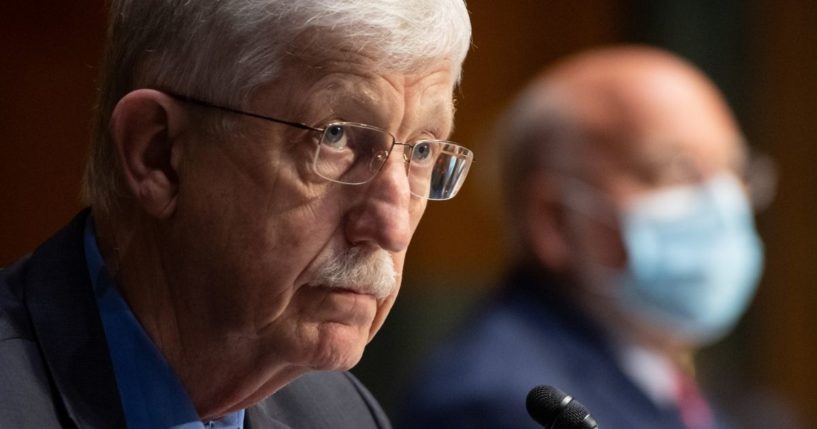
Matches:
[265,45,457,132]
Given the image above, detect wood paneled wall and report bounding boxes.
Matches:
[749,1,817,423]
[0,3,106,263]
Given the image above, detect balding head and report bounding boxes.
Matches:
[497,45,747,263]
[494,46,762,352]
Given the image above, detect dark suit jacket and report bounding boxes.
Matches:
[398,264,726,429]
[0,211,391,428]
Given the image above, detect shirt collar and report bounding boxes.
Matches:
[612,339,678,407]
[83,216,245,429]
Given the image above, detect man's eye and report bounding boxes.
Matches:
[412,142,434,163]
[323,125,348,149]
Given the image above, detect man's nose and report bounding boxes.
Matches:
[344,152,414,253]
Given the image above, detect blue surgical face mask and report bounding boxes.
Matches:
[569,173,764,344]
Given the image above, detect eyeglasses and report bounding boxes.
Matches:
[165,91,474,200]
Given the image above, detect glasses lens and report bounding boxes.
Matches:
[314,123,473,200]
[314,123,393,185]
[408,141,473,200]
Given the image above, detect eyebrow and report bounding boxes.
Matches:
[305,72,459,140]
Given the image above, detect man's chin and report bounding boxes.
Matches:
[302,322,370,371]
[307,347,365,372]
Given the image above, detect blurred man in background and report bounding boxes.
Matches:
[399,45,770,429]
[0,0,472,427]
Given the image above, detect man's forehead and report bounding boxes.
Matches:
[279,60,456,131]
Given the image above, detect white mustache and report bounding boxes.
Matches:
[308,247,397,300]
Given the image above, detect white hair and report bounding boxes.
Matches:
[83,0,472,214]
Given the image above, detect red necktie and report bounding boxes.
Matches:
[675,371,715,429]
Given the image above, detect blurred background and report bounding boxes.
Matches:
[1,1,815,426]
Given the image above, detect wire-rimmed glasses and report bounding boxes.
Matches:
[165,91,474,200]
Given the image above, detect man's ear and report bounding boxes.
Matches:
[110,89,187,219]
[524,172,571,271]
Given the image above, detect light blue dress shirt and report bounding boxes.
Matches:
[84,217,245,429]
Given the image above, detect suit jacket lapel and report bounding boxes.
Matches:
[245,404,292,429]
[25,210,126,429]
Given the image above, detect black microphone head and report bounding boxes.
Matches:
[526,385,569,425]
[526,385,599,429]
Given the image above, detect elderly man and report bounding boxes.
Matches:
[0,1,472,428]
[400,46,766,429]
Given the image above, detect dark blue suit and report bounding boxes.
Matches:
[398,265,718,429]
[0,211,391,428]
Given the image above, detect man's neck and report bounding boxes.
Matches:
[94,213,306,420]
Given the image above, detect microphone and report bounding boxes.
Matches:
[526,385,599,429]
